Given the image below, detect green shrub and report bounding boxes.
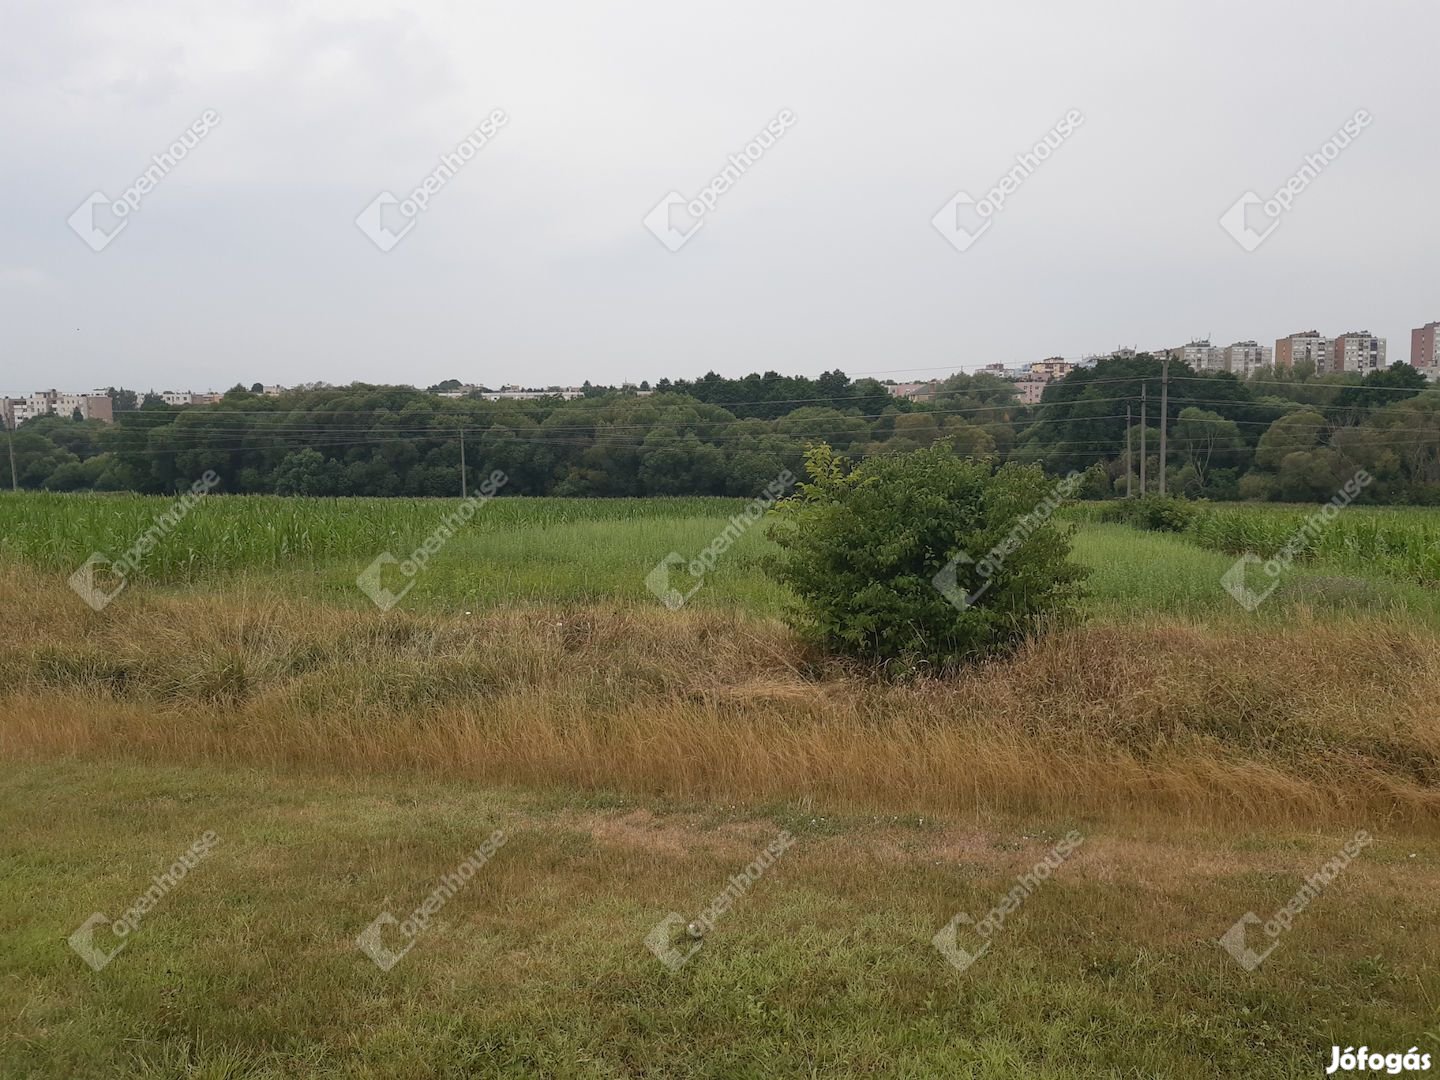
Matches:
[1099,495,1197,532]
[1129,494,1197,533]
[766,445,1087,668]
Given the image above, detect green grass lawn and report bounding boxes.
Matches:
[4,759,1438,1079]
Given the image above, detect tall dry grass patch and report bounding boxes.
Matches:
[3,566,1438,828]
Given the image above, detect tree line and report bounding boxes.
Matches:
[5,357,1439,503]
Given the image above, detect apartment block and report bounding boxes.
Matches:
[977,362,1031,380]
[1222,341,1273,378]
[164,390,224,405]
[479,384,586,401]
[1329,331,1387,375]
[1176,340,1225,371]
[887,381,939,402]
[1412,321,1440,373]
[61,392,113,422]
[1015,375,1048,405]
[2,389,114,427]
[1029,357,1078,380]
[1275,330,1331,371]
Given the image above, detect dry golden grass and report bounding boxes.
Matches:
[3,565,1439,829]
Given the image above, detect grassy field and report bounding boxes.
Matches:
[4,759,1437,1078]
[3,490,1440,1077]
[7,490,1440,620]
[0,491,781,612]
[1079,499,1440,588]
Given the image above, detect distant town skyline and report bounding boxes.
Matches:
[11,318,1439,426]
[8,318,1437,403]
[3,0,1437,398]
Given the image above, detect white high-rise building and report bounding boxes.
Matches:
[1329,332,1387,375]
[1223,341,1273,378]
[1177,340,1225,371]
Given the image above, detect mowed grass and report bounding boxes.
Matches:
[4,759,1438,1079]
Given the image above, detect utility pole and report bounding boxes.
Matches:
[1158,355,1169,497]
[459,428,467,498]
[1139,384,1147,495]
[1125,404,1132,498]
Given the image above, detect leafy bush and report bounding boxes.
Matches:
[1099,495,1196,533]
[1128,494,1197,533]
[767,445,1087,668]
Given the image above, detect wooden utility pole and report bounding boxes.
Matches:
[1138,384,1147,495]
[1125,404,1132,498]
[1158,356,1169,497]
[459,428,467,498]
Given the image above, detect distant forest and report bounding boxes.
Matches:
[7,355,1440,503]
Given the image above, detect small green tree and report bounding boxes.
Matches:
[767,444,1087,668]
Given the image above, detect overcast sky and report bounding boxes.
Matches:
[2,0,1436,397]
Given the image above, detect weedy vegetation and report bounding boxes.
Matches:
[3,476,1440,1078]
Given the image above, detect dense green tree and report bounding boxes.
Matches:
[273,448,344,495]
[100,387,140,412]
[1254,411,1326,470]
[1275,448,1352,502]
[1172,408,1245,492]
[1333,362,1428,415]
[7,368,1439,503]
